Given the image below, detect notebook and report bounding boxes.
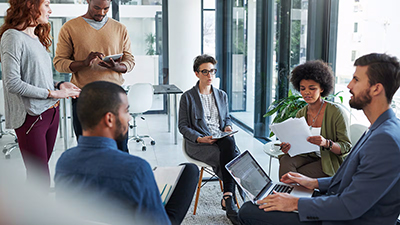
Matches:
[225,150,313,204]
[153,165,185,205]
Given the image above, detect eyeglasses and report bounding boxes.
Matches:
[198,69,217,76]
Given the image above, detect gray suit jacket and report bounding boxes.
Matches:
[178,82,233,177]
[298,109,400,225]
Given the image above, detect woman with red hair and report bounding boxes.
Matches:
[0,0,80,188]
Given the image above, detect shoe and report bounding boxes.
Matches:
[221,194,239,211]
[224,195,240,225]
[221,198,226,211]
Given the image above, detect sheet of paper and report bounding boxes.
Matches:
[269,117,319,157]
[153,165,185,205]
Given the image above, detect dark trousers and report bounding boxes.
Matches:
[15,107,59,187]
[72,98,128,152]
[216,136,239,194]
[165,163,199,225]
[238,201,322,225]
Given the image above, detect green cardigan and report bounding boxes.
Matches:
[296,101,352,176]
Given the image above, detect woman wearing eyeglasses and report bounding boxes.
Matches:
[278,60,352,179]
[179,54,240,225]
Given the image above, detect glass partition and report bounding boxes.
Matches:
[229,0,256,129]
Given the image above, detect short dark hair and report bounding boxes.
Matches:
[77,81,126,130]
[290,60,334,97]
[354,53,400,103]
[193,54,217,72]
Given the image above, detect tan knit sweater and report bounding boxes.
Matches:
[53,17,135,88]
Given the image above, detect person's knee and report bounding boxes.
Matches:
[279,154,291,164]
[225,136,236,148]
[219,137,237,155]
[179,163,199,182]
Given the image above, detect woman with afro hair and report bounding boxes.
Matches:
[278,60,352,178]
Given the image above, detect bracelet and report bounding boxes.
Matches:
[47,89,51,98]
[56,81,65,90]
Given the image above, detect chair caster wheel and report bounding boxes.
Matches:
[136,140,140,143]
[2,148,7,154]
[151,141,155,145]
[142,146,146,151]
[5,154,10,159]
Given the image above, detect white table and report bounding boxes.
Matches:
[263,139,284,176]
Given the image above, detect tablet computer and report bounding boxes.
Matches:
[103,53,123,62]
[212,130,238,140]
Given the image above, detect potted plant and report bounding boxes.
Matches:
[145,33,156,55]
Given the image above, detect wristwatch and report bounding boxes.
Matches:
[327,139,333,151]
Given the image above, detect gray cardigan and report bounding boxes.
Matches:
[178,81,232,143]
[178,82,234,178]
[0,29,58,129]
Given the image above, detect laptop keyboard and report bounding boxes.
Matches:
[269,184,293,195]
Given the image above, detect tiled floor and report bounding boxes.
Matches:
[0,114,280,186]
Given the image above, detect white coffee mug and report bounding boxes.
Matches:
[273,142,281,151]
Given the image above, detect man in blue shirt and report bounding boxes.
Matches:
[55,81,198,225]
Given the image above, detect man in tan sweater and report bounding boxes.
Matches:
[54,0,135,152]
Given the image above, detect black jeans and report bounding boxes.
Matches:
[72,98,129,152]
[215,136,239,194]
[165,163,199,225]
[238,201,322,225]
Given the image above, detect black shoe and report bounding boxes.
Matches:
[222,195,239,211]
[224,195,240,225]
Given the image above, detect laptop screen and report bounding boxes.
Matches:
[225,150,272,201]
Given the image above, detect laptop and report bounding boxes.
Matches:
[225,150,313,204]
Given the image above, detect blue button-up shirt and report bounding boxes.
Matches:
[55,136,170,225]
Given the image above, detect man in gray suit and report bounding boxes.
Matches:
[238,53,400,225]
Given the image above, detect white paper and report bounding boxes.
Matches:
[269,117,319,157]
[153,165,185,204]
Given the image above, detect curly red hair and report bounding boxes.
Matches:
[0,0,52,51]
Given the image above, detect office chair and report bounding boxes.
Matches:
[127,83,155,151]
[0,81,18,159]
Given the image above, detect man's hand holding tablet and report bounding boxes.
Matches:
[98,53,127,73]
[102,53,123,63]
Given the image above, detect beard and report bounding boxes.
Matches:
[349,87,372,110]
[114,115,128,143]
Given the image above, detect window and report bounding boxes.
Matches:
[335,0,400,125]
[202,0,216,56]
[229,0,257,130]
[119,3,165,111]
